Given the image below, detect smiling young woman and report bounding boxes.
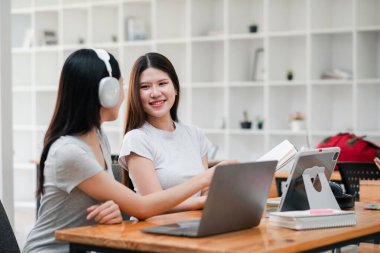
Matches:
[119,53,233,215]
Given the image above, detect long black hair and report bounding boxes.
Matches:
[37,49,121,196]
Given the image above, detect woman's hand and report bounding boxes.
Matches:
[375,157,380,170]
[86,200,122,224]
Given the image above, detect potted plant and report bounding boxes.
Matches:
[256,116,264,130]
[240,111,252,129]
[289,112,305,131]
[287,69,294,81]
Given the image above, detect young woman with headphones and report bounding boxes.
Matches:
[23,49,215,253]
[119,52,234,214]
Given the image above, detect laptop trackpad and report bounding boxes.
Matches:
[142,219,200,237]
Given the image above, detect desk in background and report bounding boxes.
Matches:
[56,202,380,253]
[275,170,342,196]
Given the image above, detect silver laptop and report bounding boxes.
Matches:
[141,160,277,237]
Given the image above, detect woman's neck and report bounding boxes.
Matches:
[147,115,175,131]
[79,128,98,146]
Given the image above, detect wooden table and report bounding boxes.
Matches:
[56,202,380,253]
[275,170,342,196]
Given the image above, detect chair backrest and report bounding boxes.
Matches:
[0,200,21,253]
[337,162,380,201]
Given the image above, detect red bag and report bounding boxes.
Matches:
[316,133,380,163]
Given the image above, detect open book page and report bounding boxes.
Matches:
[257,140,297,171]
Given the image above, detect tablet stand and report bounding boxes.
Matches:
[302,166,341,210]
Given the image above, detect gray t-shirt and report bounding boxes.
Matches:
[119,122,211,195]
[22,130,113,253]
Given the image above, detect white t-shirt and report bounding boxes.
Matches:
[23,130,113,253]
[119,122,211,195]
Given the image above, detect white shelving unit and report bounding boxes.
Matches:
[11,0,380,171]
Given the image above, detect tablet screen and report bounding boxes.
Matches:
[278,147,340,212]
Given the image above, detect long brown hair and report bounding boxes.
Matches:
[122,52,181,186]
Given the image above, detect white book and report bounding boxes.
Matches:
[268,209,356,230]
[257,140,297,171]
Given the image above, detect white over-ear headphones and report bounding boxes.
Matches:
[91,48,120,108]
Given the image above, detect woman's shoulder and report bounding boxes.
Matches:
[50,136,88,158]
[177,122,204,136]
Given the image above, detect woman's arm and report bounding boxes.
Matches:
[127,153,207,212]
[200,155,209,196]
[77,166,213,220]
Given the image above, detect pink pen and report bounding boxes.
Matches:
[309,209,335,215]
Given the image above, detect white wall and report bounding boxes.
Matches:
[0,0,14,225]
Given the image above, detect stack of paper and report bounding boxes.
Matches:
[268,209,356,230]
[257,140,297,171]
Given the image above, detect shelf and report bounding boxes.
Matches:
[268,0,307,33]
[311,0,353,30]
[10,0,380,164]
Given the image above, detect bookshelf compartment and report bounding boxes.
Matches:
[35,11,59,47]
[268,0,306,32]
[92,5,119,44]
[311,85,353,132]
[35,0,59,7]
[268,36,307,81]
[191,87,225,129]
[356,83,380,132]
[12,0,32,9]
[36,91,57,126]
[35,51,60,87]
[268,86,307,131]
[156,43,188,84]
[13,92,33,125]
[311,0,353,30]
[156,0,187,39]
[191,41,224,82]
[229,135,264,162]
[228,38,264,82]
[191,0,224,37]
[228,0,264,35]
[311,33,353,80]
[357,0,380,28]
[228,86,264,130]
[13,130,33,163]
[357,31,380,79]
[13,52,32,87]
[123,1,152,41]
[12,14,32,48]
[62,8,88,45]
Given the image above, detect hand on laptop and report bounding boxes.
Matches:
[86,200,122,224]
[213,160,239,168]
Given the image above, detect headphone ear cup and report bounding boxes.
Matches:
[98,77,120,108]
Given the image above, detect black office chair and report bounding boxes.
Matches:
[0,200,21,253]
[337,162,380,201]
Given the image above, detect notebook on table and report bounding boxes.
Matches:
[268,209,356,230]
[141,161,278,237]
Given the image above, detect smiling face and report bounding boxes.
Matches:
[139,67,177,122]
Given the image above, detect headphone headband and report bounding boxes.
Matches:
[91,48,113,77]
[88,48,120,108]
